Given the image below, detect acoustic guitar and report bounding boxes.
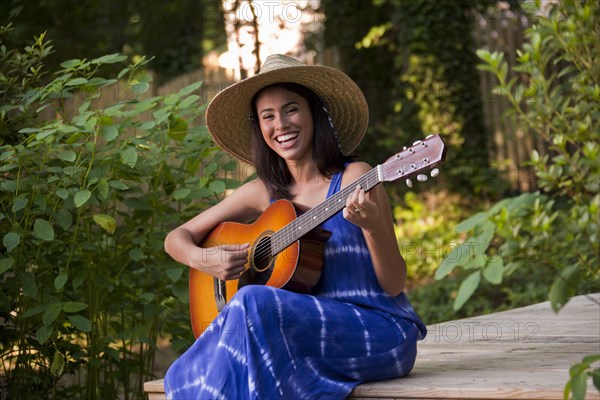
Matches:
[189,134,446,338]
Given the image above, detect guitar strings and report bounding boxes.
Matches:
[249,170,379,269]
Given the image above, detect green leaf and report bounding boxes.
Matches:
[97,179,109,199]
[549,265,583,312]
[476,49,492,63]
[51,351,65,376]
[139,120,156,130]
[36,325,53,344]
[173,188,191,200]
[21,304,47,318]
[93,213,116,234]
[179,94,200,109]
[68,315,92,332]
[3,232,20,253]
[100,125,118,142]
[43,303,62,326]
[55,188,69,199]
[65,78,88,86]
[74,189,92,207]
[120,146,138,168]
[564,379,572,400]
[153,107,171,124]
[85,116,98,132]
[56,208,73,231]
[582,355,600,364]
[109,180,129,190]
[209,180,226,194]
[593,368,600,391]
[164,94,180,105]
[506,192,539,214]
[474,221,496,251]
[34,218,55,241]
[455,211,488,233]
[178,81,203,96]
[135,98,158,113]
[56,150,76,162]
[454,271,481,311]
[139,292,155,304]
[0,257,15,274]
[165,267,183,283]
[435,242,471,279]
[118,66,131,79]
[62,302,88,313]
[483,257,504,284]
[12,197,29,213]
[54,273,68,290]
[569,363,588,400]
[129,248,145,261]
[172,282,189,303]
[78,100,91,114]
[168,116,188,141]
[20,271,37,298]
[91,54,127,64]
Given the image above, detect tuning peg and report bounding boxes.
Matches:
[417,174,428,182]
[430,168,440,177]
[406,179,413,188]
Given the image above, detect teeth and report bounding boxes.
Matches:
[277,133,298,143]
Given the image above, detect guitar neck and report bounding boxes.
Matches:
[271,167,381,254]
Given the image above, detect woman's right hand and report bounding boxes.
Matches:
[189,243,250,281]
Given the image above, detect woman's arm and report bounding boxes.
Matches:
[164,179,271,281]
[342,162,407,296]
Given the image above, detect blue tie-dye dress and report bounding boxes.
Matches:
[164,167,427,399]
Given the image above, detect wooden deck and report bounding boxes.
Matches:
[144,293,600,399]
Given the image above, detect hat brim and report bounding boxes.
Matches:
[205,64,368,165]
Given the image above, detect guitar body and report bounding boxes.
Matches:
[189,199,330,338]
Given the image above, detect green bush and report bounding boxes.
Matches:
[0,30,236,399]
[436,0,599,313]
[434,1,599,397]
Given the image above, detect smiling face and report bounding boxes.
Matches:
[254,86,314,165]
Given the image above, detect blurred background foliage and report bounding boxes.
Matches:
[1,0,598,398]
[1,0,226,84]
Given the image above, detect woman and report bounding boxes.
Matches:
[163,54,427,399]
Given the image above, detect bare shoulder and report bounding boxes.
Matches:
[221,178,271,214]
[341,161,372,186]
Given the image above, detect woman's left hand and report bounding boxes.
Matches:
[343,185,380,231]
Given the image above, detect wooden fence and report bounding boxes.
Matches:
[473,6,547,192]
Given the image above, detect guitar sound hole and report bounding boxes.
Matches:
[253,236,273,272]
[239,234,274,288]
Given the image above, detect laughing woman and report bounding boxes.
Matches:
[163,54,427,399]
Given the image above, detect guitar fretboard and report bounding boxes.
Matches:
[271,167,380,254]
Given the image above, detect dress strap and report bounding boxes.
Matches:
[326,165,347,198]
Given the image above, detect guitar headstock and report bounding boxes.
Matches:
[380,134,447,186]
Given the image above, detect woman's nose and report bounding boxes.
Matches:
[275,115,290,131]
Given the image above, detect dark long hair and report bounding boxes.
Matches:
[250,82,352,200]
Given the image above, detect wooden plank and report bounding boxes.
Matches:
[144,294,600,399]
[144,379,166,400]
[350,293,600,399]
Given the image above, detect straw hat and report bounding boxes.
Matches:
[205,54,368,164]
